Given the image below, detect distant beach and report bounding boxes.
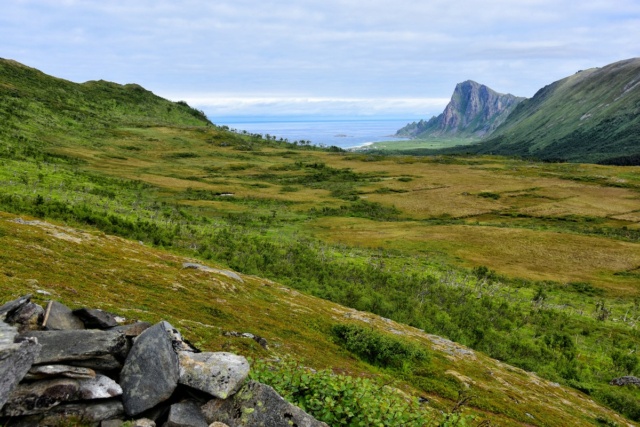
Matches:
[212,117,414,149]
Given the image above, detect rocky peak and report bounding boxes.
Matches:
[397,81,525,138]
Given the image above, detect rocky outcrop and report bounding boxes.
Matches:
[610,376,640,386]
[396,80,524,138]
[0,296,326,427]
[202,381,326,427]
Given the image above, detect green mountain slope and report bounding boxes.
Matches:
[471,58,640,163]
[396,81,524,138]
[1,58,640,425]
[0,58,211,158]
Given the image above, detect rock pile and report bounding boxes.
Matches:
[0,295,327,427]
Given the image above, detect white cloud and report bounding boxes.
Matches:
[1,0,639,116]
[169,95,450,118]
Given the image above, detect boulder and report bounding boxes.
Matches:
[0,321,41,411]
[120,322,179,416]
[6,302,44,332]
[201,381,328,427]
[165,401,208,427]
[73,308,119,329]
[20,329,126,365]
[0,295,32,320]
[610,376,640,386]
[42,301,85,331]
[25,364,96,380]
[2,375,122,416]
[178,352,249,400]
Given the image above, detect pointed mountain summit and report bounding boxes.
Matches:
[397,81,524,138]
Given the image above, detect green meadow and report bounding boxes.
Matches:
[1,59,640,425]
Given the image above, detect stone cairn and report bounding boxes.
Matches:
[0,295,327,427]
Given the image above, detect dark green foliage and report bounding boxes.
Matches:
[250,359,474,427]
[477,191,500,200]
[592,386,640,422]
[569,282,605,296]
[331,323,428,368]
[311,200,401,221]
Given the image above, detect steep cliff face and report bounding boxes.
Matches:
[397,81,524,138]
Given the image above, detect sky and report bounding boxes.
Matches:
[1,0,639,120]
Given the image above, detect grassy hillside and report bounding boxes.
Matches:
[1,59,640,425]
[462,58,640,163]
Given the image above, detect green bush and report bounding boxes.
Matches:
[331,323,428,369]
[250,358,474,427]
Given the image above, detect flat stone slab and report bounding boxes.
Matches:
[73,308,119,329]
[182,263,244,283]
[2,375,122,416]
[25,364,96,380]
[179,352,249,399]
[120,321,179,416]
[20,329,126,365]
[165,401,208,427]
[108,321,152,337]
[202,381,328,427]
[42,301,85,331]
[0,321,41,411]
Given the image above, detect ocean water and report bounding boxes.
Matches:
[212,117,415,149]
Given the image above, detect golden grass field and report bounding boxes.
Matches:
[52,128,640,297]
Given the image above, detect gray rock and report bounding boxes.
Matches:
[73,308,119,329]
[182,263,244,283]
[69,354,123,371]
[42,399,124,425]
[165,401,208,427]
[2,375,122,416]
[6,302,44,332]
[109,321,152,337]
[101,420,124,427]
[131,418,156,427]
[42,301,85,331]
[25,364,96,380]
[610,375,640,386]
[161,321,200,353]
[178,352,249,399]
[0,295,32,320]
[201,381,328,427]
[20,329,126,365]
[120,322,179,416]
[0,321,41,411]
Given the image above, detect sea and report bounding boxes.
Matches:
[211,117,416,150]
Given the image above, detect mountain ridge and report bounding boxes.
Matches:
[396,80,525,139]
[457,58,640,163]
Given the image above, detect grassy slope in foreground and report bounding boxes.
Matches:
[0,212,632,427]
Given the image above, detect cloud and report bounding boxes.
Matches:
[1,0,639,116]
[170,95,450,118]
